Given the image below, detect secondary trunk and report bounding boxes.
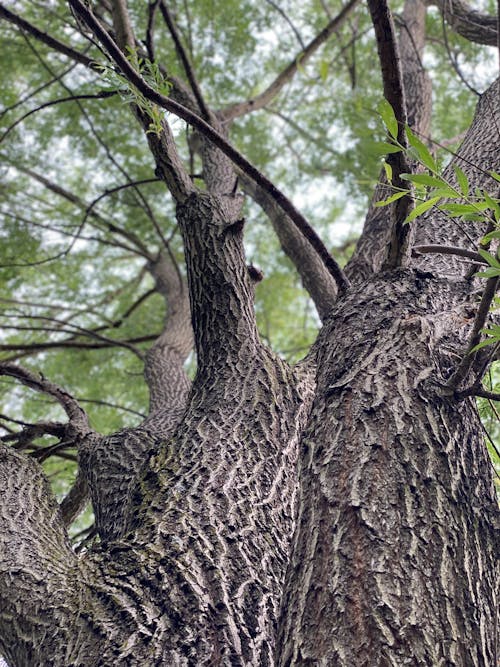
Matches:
[278,270,499,666]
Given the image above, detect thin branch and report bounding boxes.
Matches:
[447,274,500,390]
[68,0,350,293]
[20,33,164,234]
[6,162,154,258]
[430,0,498,46]
[221,0,361,121]
[0,3,98,69]
[77,396,146,418]
[0,61,79,119]
[459,386,500,405]
[158,1,211,120]
[263,0,305,49]
[0,91,116,145]
[0,333,157,356]
[0,363,90,432]
[367,0,413,269]
[441,14,481,96]
[146,0,160,62]
[412,244,486,264]
[1,421,66,448]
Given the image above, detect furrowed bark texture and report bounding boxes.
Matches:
[0,446,82,664]
[1,2,499,665]
[79,251,193,543]
[277,271,498,666]
[66,190,313,665]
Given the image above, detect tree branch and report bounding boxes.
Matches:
[412,244,486,264]
[429,0,498,46]
[0,363,91,434]
[367,0,413,269]
[220,0,361,121]
[158,0,211,120]
[240,173,339,320]
[446,272,499,390]
[0,3,98,69]
[0,91,116,145]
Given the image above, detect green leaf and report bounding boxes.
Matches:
[481,230,500,243]
[489,171,500,183]
[364,141,403,156]
[439,202,486,215]
[453,165,469,196]
[374,190,409,207]
[404,196,441,223]
[378,99,398,139]
[471,337,498,353]
[405,125,437,172]
[477,249,500,269]
[400,173,446,188]
[483,190,500,222]
[475,268,500,278]
[383,161,393,181]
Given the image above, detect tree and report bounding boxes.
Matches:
[0,0,498,664]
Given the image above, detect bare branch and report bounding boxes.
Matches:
[0,91,116,145]
[240,173,338,320]
[146,1,160,62]
[158,1,211,120]
[0,3,98,69]
[446,274,499,390]
[221,0,361,121]
[263,0,305,49]
[412,244,486,264]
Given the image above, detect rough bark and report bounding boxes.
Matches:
[0,2,499,666]
[277,271,498,666]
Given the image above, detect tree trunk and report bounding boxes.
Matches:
[277,270,498,665]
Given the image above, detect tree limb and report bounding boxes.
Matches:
[367,0,413,268]
[428,0,498,46]
[220,0,361,121]
[0,3,98,69]
[446,272,499,390]
[0,363,91,434]
[412,244,486,264]
[158,0,211,120]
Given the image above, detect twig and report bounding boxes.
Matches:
[263,0,305,49]
[158,1,211,120]
[412,244,486,264]
[0,91,116,144]
[68,0,351,293]
[146,0,161,62]
[0,4,98,69]
[447,274,500,390]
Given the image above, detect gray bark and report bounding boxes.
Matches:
[0,2,499,666]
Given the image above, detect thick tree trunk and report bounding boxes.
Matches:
[277,271,498,665]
